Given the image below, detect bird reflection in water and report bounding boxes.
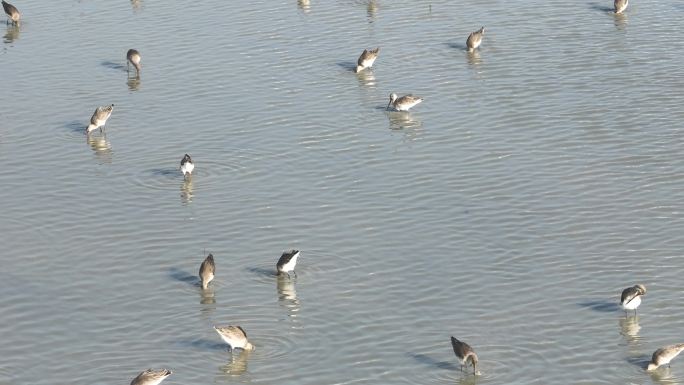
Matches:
[130,0,142,11]
[277,274,300,315]
[467,50,482,70]
[356,69,376,88]
[180,178,194,204]
[456,374,478,385]
[387,111,422,131]
[619,315,641,344]
[297,0,310,13]
[86,134,113,164]
[3,23,19,44]
[366,0,378,22]
[613,13,627,31]
[127,76,141,91]
[648,365,676,385]
[219,349,251,376]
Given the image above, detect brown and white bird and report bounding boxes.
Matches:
[614,0,628,14]
[276,249,300,276]
[620,284,646,314]
[1,0,20,25]
[355,47,380,73]
[130,369,172,385]
[214,325,255,351]
[466,27,485,52]
[387,93,423,112]
[451,336,479,375]
[127,49,142,75]
[647,344,684,371]
[199,253,215,290]
[86,104,114,133]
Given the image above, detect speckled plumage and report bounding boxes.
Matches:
[614,0,628,14]
[127,49,142,75]
[648,344,684,371]
[214,325,254,351]
[356,47,380,73]
[199,254,215,289]
[387,93,423,112]
[451,336,479,375]
[2,1,20,25]
[130,369,172,385]
[86,104,114,133]
[466,27,485,52]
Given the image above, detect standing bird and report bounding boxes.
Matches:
[450,336,479,375]
[614,0,628,14]
[214,326,255,351]
[127,49,142,76]
[387,93,423,112]
[86,104,114,133]
[180,154,194,178]
[2,0,20,25]
[466,27,485,52]
[620,284,646,314]
[647,344,684,371]
[355,47,380,73]
[199,253,215,290]
[130,369,172,385]
[276,249,300,276]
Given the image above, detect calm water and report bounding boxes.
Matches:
[2,0,684,384]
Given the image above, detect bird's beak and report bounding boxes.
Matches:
[386,100,391,110]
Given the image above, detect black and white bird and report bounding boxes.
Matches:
[614,0,628,14]
[180,154,194,178]
[1,0,20,25]
[214,325,255,351]
[127,49,142,76]
[276,249,300,276]
[130,369,172,385]
[199,254,215,290]
[86,104,114,134]
[647,344,684,371]
[450,336,480,375]
[620,284,646,314]
[355,47,380,73]
[466,27,485,52]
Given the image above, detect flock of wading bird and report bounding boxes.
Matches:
[6,0,683,382]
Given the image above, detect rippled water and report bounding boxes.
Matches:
[2,0,684,384]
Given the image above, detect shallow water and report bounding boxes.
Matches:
[2,0,684,384]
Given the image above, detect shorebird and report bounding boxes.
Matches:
[451,336,479,375]
[466,27,485,52]
[614,0,628,14]
[199,253,215,289]
[647,344,684,371]
[2,1,20,25]
[86,104,114,133]
[127,49,142,76]
[387,93,423,112]
[356,47,379,73]
[214,326,255,351]
[180,154,194,178]
[276,249,300,276]
[620,284,646,314]
[130,369,172,385]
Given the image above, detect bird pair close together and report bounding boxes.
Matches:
[198,249,300,290]
[355,47,424,112]
[620,284,684,371]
